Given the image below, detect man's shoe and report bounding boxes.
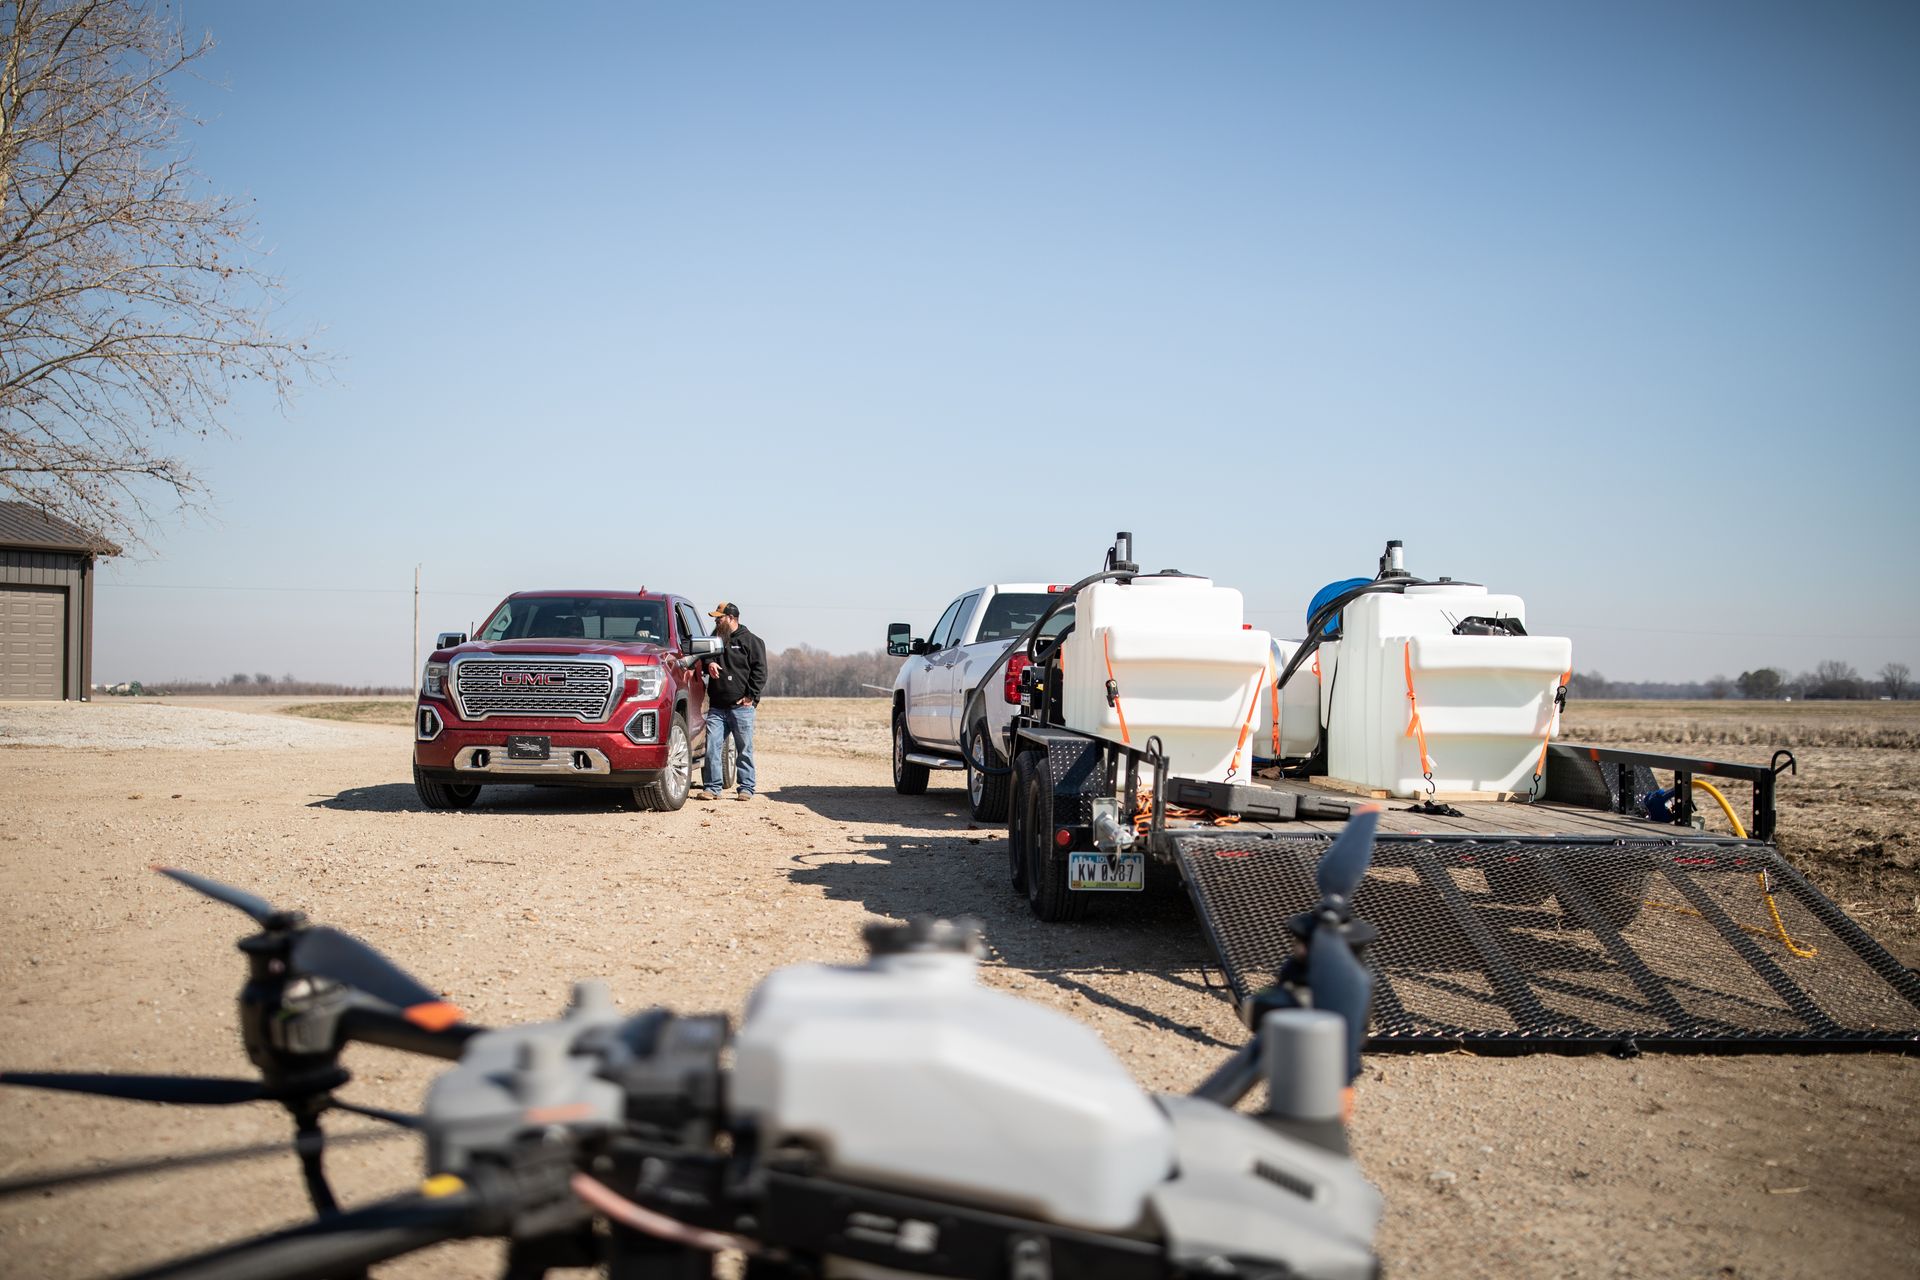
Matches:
[695,790,721,802]
[734,790,754,802]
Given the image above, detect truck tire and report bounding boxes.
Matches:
[1007,752,1042,893]
[1024,766,1088,923]
[414,762,479,812]
[631,714,692,812]
[722,735,739,791]
[965,720,1011,824]
[892,711,930,796]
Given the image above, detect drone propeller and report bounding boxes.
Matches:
[154,866,282,927]
[153,866,462,1028]
[1305,806,1380,1080]
[291,926,442,1013]
[0,1071,267,1105]
[1315,803,1378,911]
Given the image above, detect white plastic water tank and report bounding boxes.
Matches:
[730,947,1175,1232]
[1059,576,1273,781]
[1324,584,1572,798]
[1255,639,1325,763]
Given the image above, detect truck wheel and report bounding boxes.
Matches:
[1025,767,1087,923]
[965,720,1011,823]
[631,714,692,812]
[414,762,479,811]
[722,735,739,791]
[892,711,929,796]
[1007,752,1043,893]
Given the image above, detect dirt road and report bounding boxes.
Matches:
[1,699,1914,1277]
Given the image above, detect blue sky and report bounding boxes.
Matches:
[96,1,1918,685]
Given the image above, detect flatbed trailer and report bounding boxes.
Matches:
[1004,719,1920,1057]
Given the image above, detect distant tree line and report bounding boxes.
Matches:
[106,653,896,699]
[1569,661,1912,701]
[762,646,896,697]
[103,674,411,696]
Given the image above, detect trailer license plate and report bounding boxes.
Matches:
[1069,852,1145,892]
[506,735,551,761]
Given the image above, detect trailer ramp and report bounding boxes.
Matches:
[1175,834,1920,1055]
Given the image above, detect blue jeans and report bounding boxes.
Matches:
[702,703,756,795]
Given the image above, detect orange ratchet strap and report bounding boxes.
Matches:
[1225,657,1270,781]
[1102,630,1130,744]
[1402,641,1436,795]
[1530,668,1572,797]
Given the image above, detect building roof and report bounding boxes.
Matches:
[0,502,120,556]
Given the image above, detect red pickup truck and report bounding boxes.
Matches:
[412,590,727,812]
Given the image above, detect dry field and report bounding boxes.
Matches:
[0,696,1913,1279]
[1559,700,1920,966]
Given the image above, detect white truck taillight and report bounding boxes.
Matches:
[1004,653,1031,704]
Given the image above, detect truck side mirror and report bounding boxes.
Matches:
[435,631,468,650]
[887,623,915,658]
[687,637,723,657]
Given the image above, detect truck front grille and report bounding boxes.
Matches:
[452,659,618,721]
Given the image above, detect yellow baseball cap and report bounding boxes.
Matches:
[708,602,740,619]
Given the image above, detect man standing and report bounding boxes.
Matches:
[698,602,767,801]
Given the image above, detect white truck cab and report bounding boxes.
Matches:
[887,583,1074,822]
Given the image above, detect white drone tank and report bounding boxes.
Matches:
[730,921,1175,1233]
[1324,579,1572,798]
[1059,575,1274,781]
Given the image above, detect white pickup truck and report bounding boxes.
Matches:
[887,584,1074,822]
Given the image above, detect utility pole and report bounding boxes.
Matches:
[412,564,421,689]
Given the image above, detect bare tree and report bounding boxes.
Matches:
[1806,660,1863,700]
[1,0,320,549]
[1881,661,1911,701]
[1704,674,1732,700]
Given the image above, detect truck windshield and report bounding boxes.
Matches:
[479,597,669,643]
[975,594,1075,644]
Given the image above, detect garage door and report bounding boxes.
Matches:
[0,586,66,699]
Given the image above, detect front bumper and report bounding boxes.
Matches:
[413,701,673,788]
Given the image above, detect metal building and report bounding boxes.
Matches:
[0,503,118,700]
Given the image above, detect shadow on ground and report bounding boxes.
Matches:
[310,783,633,815]
[774,784,972,826]
[781,810,1239,1048]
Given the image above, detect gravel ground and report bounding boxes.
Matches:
[0,699,1914,1278]
[0,700,396,751]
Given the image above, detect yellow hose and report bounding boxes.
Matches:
[1690,779,1816,959]
[1690,778,1748,838]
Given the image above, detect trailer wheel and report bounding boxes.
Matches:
[965,720,1011,823]
[414,762,479,811]
[1007,752,1042,893]
[1025,769,1088,923]
[892,711,930,795]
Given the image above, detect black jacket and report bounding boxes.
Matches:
[707,624,767,709]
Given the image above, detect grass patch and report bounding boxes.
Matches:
[282,700,413,725]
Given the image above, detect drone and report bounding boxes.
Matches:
[2,812,1388,1280]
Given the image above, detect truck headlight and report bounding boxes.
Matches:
[626,664,663,701]
[422,661,449,698]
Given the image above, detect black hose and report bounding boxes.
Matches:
[1273,577,1431,696]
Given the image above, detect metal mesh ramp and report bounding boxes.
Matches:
[1174,834,1920,1055]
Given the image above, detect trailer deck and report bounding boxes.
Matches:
[1009,723,1920,1056]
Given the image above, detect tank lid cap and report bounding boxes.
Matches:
[863,916,985,958]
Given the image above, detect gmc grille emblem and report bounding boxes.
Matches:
[502,671,564,686]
